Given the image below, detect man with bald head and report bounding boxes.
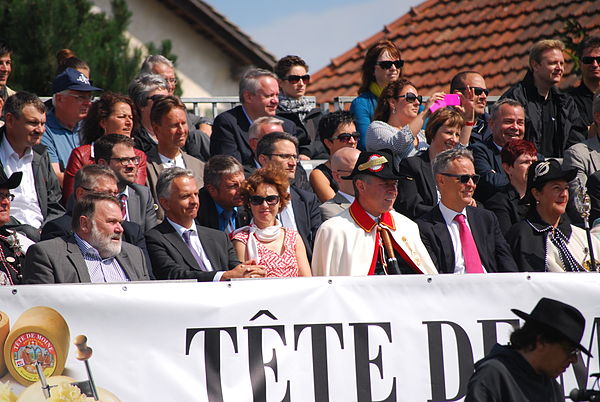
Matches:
[451,71,490,143]
[210,68,311,165]
[319,147,361,221]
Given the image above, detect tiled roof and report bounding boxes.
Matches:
[308,0,600,104]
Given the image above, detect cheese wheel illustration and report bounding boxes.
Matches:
[17,376,121,402]
[3,307,70,386]
[0,311,10,377]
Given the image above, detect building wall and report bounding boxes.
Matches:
[92,0,239,97]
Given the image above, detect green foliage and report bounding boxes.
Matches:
[554,17,589,76]
[146,39,182,97]
[0,0,142,95]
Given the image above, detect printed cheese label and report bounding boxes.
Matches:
[10,332,57,382]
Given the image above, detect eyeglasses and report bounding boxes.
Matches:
[164,77,177,84]
[264,153,299,161]
[147,94,165,102]
[582,56,600,65]
[376,60,404,69]
[331,132,360,143]
[284,74,310,84]
[65,93,93,102]
[249,195,280,206]
[440,172,481,184]
[110,156,141,166]
[457,86,490,96]
[559,342,579,359]
[0,193,14,202]
[396,92,423,104]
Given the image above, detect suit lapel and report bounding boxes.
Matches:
[126,187,142,224]
[590,138,600,172]
[197,228,223,270]
[115,248,137,281]
[66,237,92,282]
[234,106,252,149]
[163,224,201,270]
[430,206,455,273]
[31,151,47,216]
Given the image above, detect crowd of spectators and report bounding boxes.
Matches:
[0,35,599,287]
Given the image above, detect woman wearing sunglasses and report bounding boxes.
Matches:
[507,159,600,272]
[366,79,445,165]
[274,55,327,159]
[232,168,311,277]
[61,92,147,203]
[350,40,403,150]
[309,111,358,202]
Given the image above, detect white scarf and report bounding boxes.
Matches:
[233,219,282,263]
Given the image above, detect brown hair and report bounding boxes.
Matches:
[373,79,414,122]
[358,40,402,95]
[150,95,185,125]
[240,167,291,210]
[81,92,136,144]
[424,107,465,144]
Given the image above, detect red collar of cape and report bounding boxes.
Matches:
[348,201,396,233]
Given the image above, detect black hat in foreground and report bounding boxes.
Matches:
[521,159,577,205]
[0,172,22,190]
[512,297,591,356]
[341,150,399,180]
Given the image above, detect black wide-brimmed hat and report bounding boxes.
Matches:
[512,297,591,356]
[341,150,399,180]
[521,159,577,205]
[0,172,22,190]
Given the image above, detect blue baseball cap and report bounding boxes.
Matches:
[52,68,102,93]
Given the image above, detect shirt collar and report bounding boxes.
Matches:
[438,202,468,226]
[167,217,197,236]
[0,133,33,161]
[348,200,395,232]
[74,233,103,259]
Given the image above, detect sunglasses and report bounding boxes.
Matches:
[440,172,481,184]
[331,132,360,143]
[396,92,422,104]
[582,56,600,65]
[249,195,280,206]
[284,74,310,84]
[457,86,490,96]
[376,60,404,69]
[0,193,14,202]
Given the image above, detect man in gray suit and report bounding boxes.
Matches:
[95,134,158,232]
[24,193,150,283]
[320,147,360,221]
[145,95,205,221]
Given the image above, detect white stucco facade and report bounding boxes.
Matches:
[92,0,242,97]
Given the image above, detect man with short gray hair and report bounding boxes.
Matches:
[146,167,266,281]
[24,192,150,283]
[210,68,311,165]
[416,148,517,274]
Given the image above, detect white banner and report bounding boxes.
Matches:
[0,273,598,401]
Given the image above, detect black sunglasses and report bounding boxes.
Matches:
[440,172,481,184]
[376,60,404,69]
[396,92,422,104]
[249,195,280,206]
[582,56,600,65]
[331,132,360,143]
[457,86,490,96]
[284,74,310,84]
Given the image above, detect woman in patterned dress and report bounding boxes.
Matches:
[231,167,311,277]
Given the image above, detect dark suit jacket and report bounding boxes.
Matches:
[210,105,310,165]
[416,205,518,274]
[587,170,600,224]
[394,151,437,220]
[288,185,322,261]
[145,148,205,222]
[470,137,508,203]
[0,128,65,239]
[145,220,241,281]
[243,160,313,193]
[23,234,150,283]
[40,213,153,278]
[483,184,528,236]
[196,187,250,231]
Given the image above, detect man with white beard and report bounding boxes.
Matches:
[23,193,150,283]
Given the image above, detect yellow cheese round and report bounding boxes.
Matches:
[0,311,10,377]
[3,307,70,386]
[17,376,121,402]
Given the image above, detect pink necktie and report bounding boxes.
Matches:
[454,214,484,273]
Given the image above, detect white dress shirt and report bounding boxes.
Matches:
[159,152,185,168]
[0,136,43,228]
[278,187,298,231]
[438,202,487,274]
[166,218,224,281]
